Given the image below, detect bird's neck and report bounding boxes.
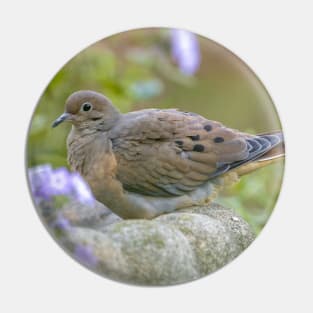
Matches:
[67,128,112,175]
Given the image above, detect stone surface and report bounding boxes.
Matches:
[156,212,234,275]
[62,200,122,228]
[69,221,198,285]
[180,203,255,252]
[61,202,255,286]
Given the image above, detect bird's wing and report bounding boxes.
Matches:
[109,109,282,197]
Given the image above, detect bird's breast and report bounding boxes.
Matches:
[67,130,116,177]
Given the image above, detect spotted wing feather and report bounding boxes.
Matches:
[109,109,282,197]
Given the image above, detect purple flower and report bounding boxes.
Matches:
[70,172,95,206]
[28,165,71,200]
[48,167,73,196]
[28,164,95,206]
[74,244,98,268]
[171,29,201,75]
[28,164,54,200]
[53,213,72,232]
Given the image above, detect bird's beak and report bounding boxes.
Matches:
[52,112,72,128]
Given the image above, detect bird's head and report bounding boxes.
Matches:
[52,90,120,131]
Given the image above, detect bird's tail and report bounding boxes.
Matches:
[235,131,285,176]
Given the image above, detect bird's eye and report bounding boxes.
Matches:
[82,102,92,112]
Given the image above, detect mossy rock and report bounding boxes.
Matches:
[64,202,255,286]
[70,221,198,285]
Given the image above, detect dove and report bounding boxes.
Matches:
[52,90,284,219]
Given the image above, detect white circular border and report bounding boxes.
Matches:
[1,1,312,312]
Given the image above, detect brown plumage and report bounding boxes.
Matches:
[52,90,284,219]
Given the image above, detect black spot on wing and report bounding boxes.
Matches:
[204,124,212,132]
[214,136,224,143]
[193,144,205,152]
[189,134,200,141]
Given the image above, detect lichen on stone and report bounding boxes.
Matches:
[61,201,255,286]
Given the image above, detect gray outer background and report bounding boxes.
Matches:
[1,1,312,313]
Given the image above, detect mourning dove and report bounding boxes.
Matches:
[52,90,284,219]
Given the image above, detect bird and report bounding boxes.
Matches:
[52,90,284,219]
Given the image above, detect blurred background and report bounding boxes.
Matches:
[27,28,284,234]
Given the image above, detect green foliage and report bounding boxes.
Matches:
[27,39,168,167]
[218,161,284,234]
